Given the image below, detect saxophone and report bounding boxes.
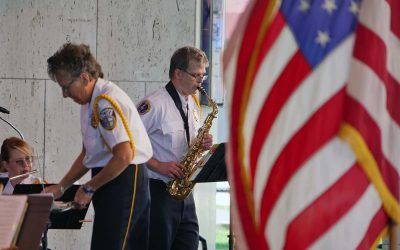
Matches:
[166,86,218,200]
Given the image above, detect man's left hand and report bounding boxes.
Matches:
[202,134,213,151]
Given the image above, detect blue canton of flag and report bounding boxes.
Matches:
[281,0,362,67]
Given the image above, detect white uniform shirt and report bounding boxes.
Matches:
[81,78,153,168]
[138,86,201,182]
[2,175,44,195]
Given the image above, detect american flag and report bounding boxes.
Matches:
[223,0,400,249]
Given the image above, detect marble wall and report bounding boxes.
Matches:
[0,0,218,249]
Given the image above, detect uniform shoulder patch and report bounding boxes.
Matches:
[137,100,151,115]
[99,107,117,130]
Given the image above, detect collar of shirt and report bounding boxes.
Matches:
[177,91,189,115]
[0,172,8,177]
[88,78,104,108]
[83,78,107,126]
[2,181,13,195]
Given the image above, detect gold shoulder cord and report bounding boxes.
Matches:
[191,93,201,110]
[191,93,201,120]
[92,93,138,250]
[92,94,136,158]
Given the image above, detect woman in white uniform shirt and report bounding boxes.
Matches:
[44,43,153,250]
[0,137,43,195]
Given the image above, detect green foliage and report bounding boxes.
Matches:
[216,224,230,250]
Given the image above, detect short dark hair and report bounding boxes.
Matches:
[47,43,103,81]
[169,46,209,79]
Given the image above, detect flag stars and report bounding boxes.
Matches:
[322,0,337,14]
[315,30,330,47]
[349,0,360,15]
[299,0,311,12]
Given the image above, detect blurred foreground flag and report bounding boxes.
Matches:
[223,0,400,249]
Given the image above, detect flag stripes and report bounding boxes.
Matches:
[250,50,311,178]
[389,0,400,37]
[227,0,281,249]
[224,0,399,248]
[345,79,400,194]
[353,25,400,126]
[284,163,369,250]
[309,185,382,250]
[244,24,295,179]
[244,23,297,176]
[355,208,388,250]
[265,138,357,250]
[254,36,354,214]
[259,88,346,230]
[343,0,400,223]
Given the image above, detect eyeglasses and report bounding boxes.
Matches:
[9,156,33,166]
[179,68,208,82]
[61,78,78,93]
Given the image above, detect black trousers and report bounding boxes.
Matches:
[149,179,199,250]
[91,164,150,250]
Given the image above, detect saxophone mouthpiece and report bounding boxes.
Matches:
[197,86,206,95]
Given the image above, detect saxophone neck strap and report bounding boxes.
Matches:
[165,81,190,147]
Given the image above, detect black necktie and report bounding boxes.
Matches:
[165,82,190,147]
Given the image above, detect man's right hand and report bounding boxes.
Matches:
[149,159,184,179]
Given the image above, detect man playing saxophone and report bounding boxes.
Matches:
[137,46,213,250]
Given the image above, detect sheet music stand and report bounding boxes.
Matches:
[13,184,89,229]
[17,194,53,250]
[192,143,227,183]
[190,143,234,250]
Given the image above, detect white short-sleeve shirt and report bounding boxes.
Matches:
[81,78,153,168]
[137,85,201,182]
[2,175,44,195]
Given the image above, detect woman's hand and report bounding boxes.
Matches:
[73,185,93,209]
